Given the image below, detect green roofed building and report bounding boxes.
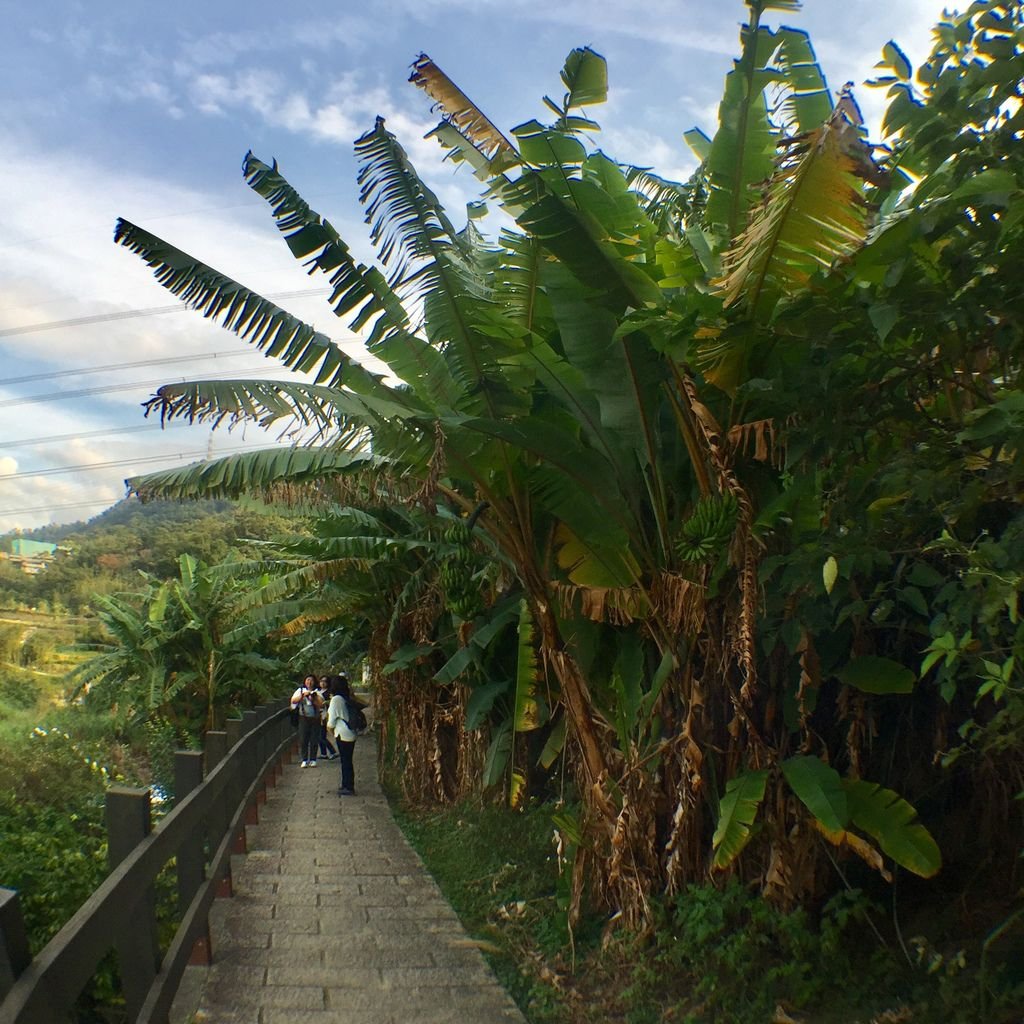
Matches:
[6,538,58,574]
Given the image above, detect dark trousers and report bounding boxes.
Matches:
[318,727,336,757]
[298,716,320,761]
[337,740,355,792]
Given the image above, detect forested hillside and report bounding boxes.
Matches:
[0,498,299,613]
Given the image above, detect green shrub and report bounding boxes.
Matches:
[0,623,23,664]
[616,882,895,1023]
[0,664,43,709]
[20,630,55,667]
[0,795,107,953]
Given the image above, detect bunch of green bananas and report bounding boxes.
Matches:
[675,492,739,562]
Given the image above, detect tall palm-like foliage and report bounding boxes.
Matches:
[69,554,287,731]
[113,0,984,923]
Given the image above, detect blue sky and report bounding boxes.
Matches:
[0,0,950,533]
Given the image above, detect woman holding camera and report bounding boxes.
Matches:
[290,674,323,767]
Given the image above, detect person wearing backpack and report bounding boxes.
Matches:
[326,673,364,796]
[290,674,323,768]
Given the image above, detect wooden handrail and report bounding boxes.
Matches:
[0,702,295,1024]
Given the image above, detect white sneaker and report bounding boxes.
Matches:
[300,760,309,768]
[309,760,317,767]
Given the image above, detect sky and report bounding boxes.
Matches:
[0,0,953,534]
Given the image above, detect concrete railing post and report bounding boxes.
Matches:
[106,786,159,1021]
[0,887,31,1001]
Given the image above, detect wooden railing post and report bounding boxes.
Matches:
[106,787,159,1021]
[202,731,231,897]
[224,717,242,750]
[241,711,259,826]
[223,718,246,855]
[203,730,227,778]
[168,748,216,976]
[174,750,205,913]
[0,888,30,1002]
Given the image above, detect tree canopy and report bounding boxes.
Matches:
[109,0,1024,933]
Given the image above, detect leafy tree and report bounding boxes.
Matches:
[111,0,1024,938]
[69,553,289,731]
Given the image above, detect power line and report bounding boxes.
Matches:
[0,446,278,482]
[0,498,124,517]
[0,367,275,409]
[0,287,330,340]
[0,350,254,388]
[0,424,169,450]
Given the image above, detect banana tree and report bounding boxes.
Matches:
[113,0,950,924]
[68,553,287,731]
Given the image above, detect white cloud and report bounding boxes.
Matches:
[0,134,384,533]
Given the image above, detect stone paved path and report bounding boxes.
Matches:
[171,737,526,1024]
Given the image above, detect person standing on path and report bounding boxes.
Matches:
[316,677,338,761]
[326,673,358,795]
[290,674,323,767]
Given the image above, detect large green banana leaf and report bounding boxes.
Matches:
[843,779,942,878]
[712,768,769,869]
[781,755,848,833]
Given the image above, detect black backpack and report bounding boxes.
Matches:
[345,702,368,735]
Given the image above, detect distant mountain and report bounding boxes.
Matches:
[1,498,234,546]
[0,499,303,613]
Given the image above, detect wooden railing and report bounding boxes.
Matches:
[0,703,295,1024]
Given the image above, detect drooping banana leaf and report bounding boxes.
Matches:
[243,153,466,412]
[836,655,916,695]
[126,446,376,502]
[538,716,567,770]
[433,595,522,685]
[781,755,848,833]
[409,53,519,173]
[450,413,641,579]
[139,377,416,449]
[511,180,664,311]
[712,768,769,869]
[843,779,942,878]
[355,118,516,414]
[491,229,548,334]
[623,165,693,233]
[114,220,383,396]
[607,633,644,751]
[543,262,662,464]
[483,720,513,788]
[713,109,878,325]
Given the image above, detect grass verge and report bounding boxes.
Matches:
[385,791,1024,1024]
